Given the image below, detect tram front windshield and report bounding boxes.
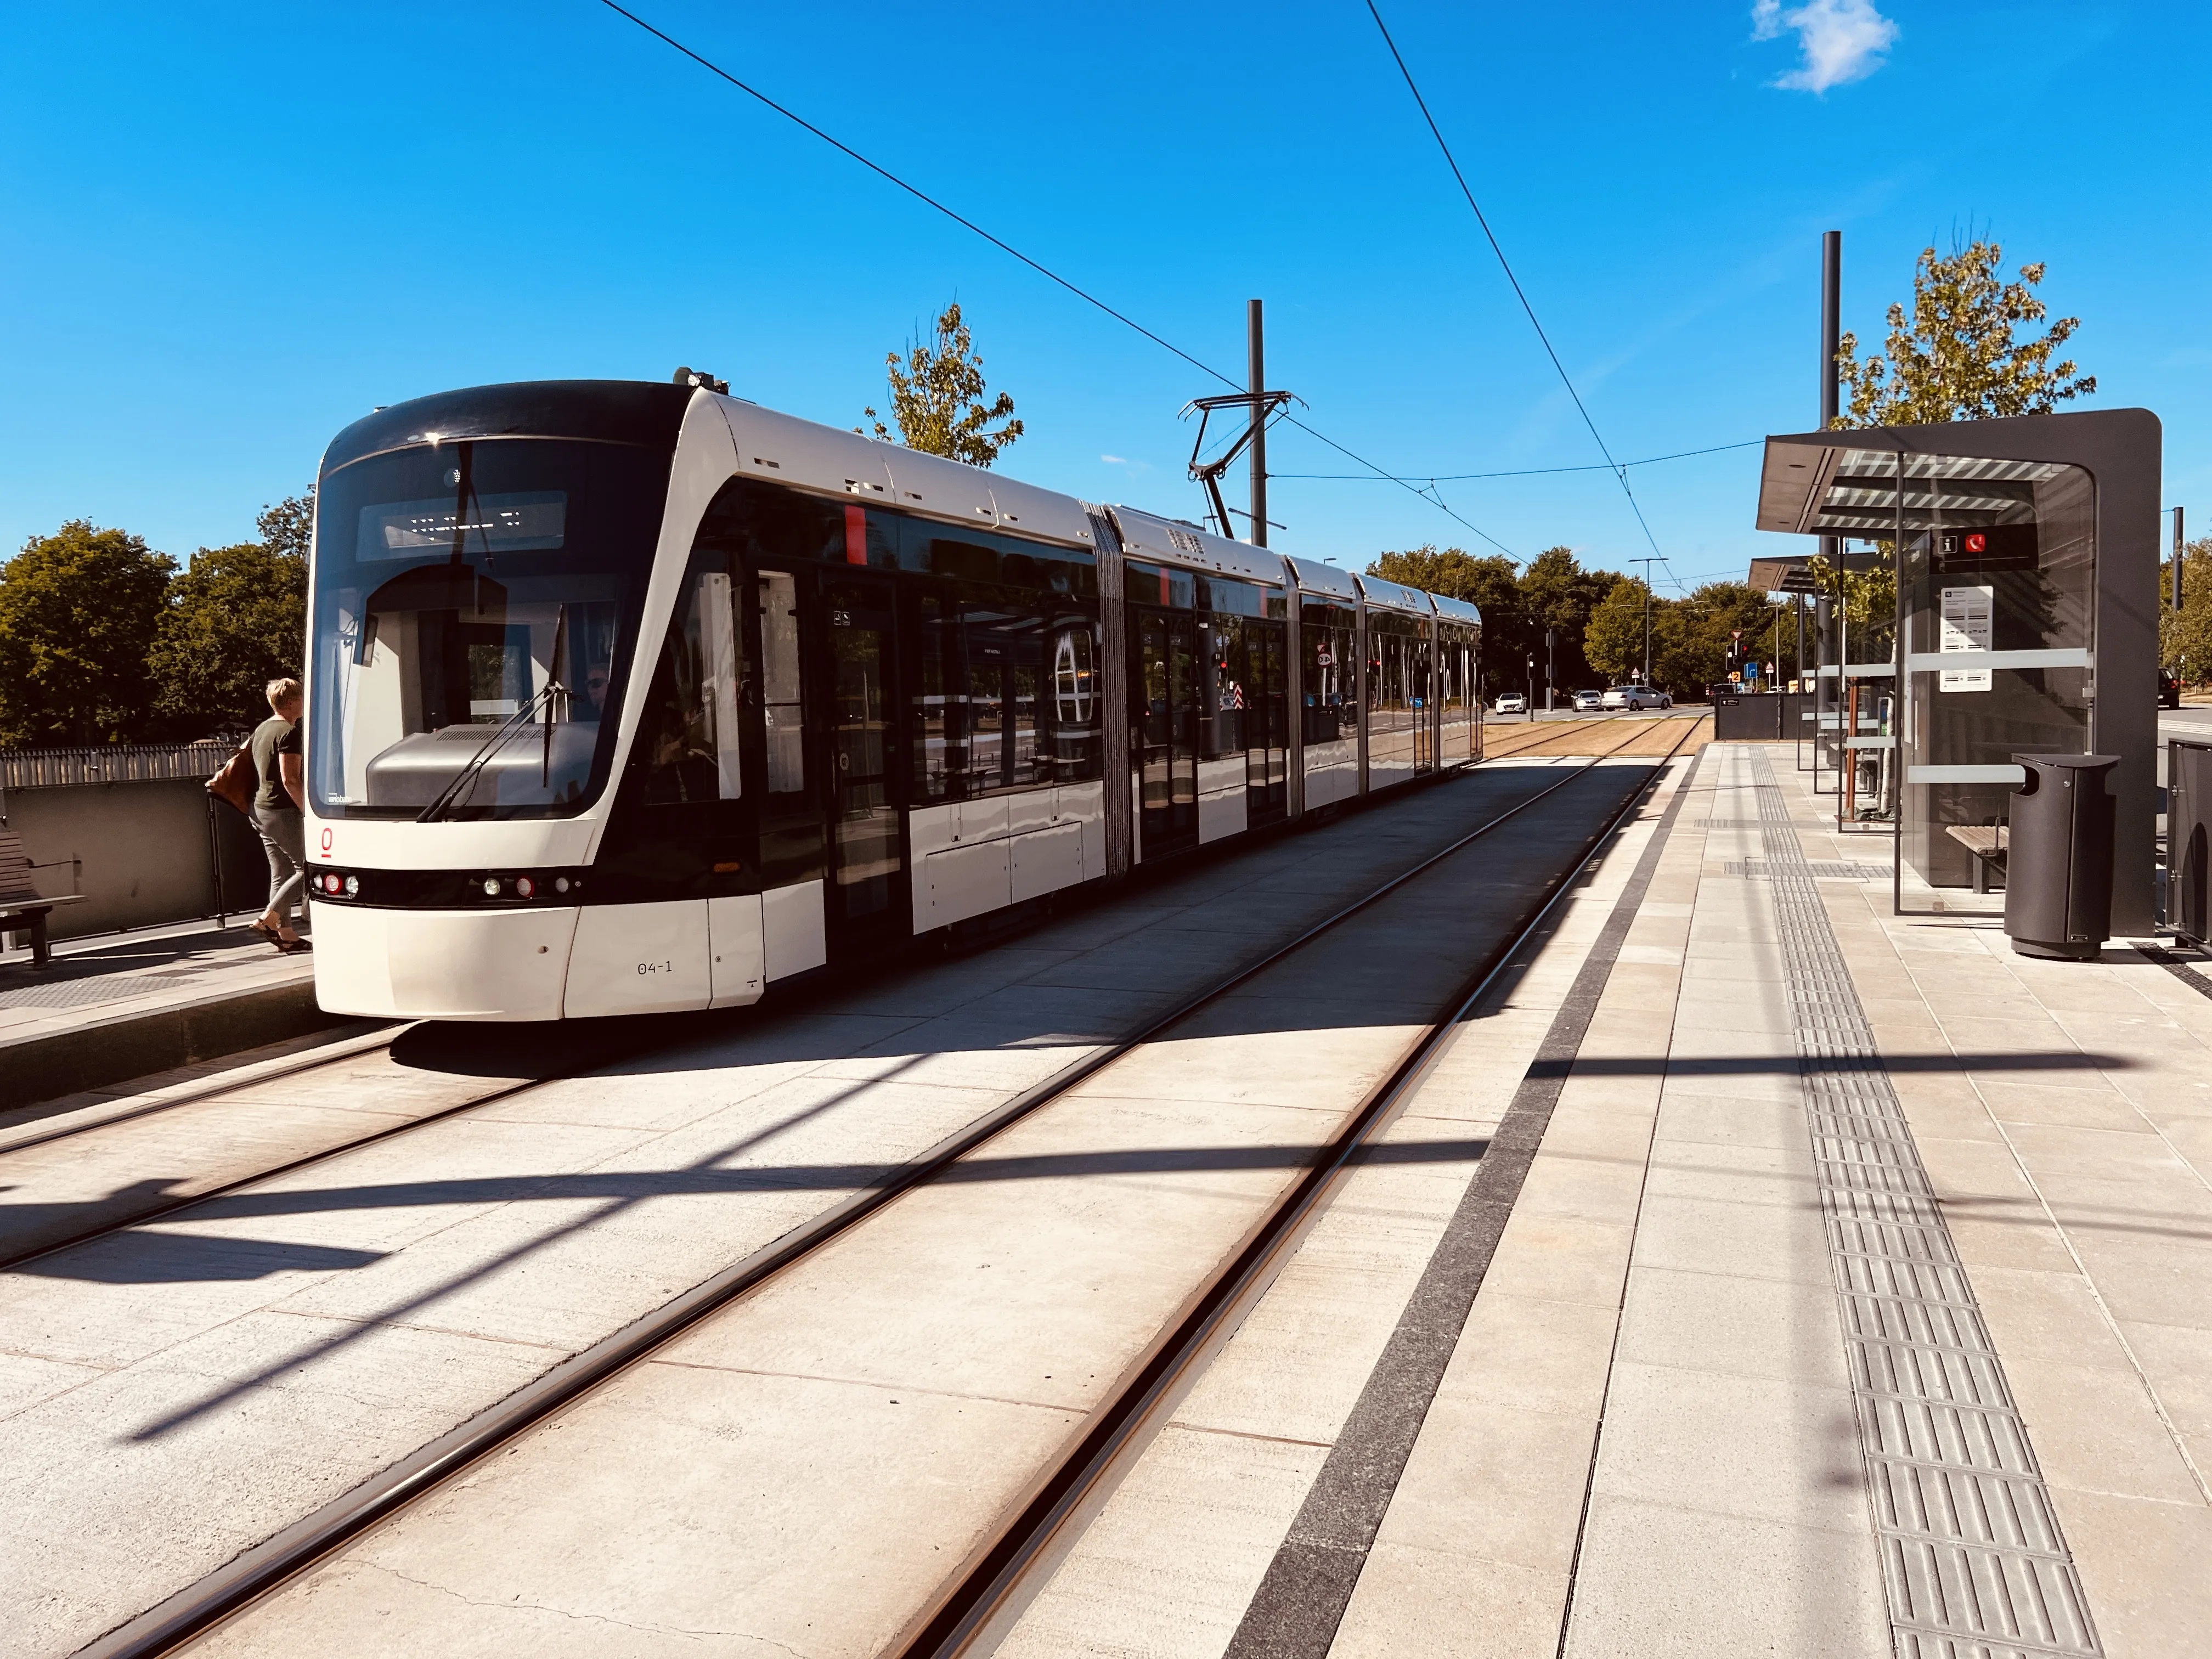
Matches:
[309,438,668,820]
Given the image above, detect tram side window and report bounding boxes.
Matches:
[1203,616,1246,759]
[1302,613,1355,745]
[759,571,805,795]
[1051,624,1099,776]
[912,597,1099,800]
[640,570,744,804]
[913,595,955,802]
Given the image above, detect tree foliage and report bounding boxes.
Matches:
[2162,535,2212,685]
[1834,240,2096,427]
[1582,575,1800,697]
[1583,578,1653,686]
[0,521,176,746]
[146,493,313,738]
[863,302,1023,468]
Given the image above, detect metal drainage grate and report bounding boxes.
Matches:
[1748,748,2101,1659]
[1727,859,1894,882]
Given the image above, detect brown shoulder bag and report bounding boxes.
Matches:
[207,741,258,816]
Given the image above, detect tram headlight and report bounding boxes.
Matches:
[343,875,359,897]
[482,878,501,897]
[555,877,570,894]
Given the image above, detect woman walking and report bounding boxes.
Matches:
[249,677,311,952]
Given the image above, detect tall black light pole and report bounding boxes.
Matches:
[1545,627,1558,711]
[1526,656,1536,720]
[2176,505,2186,612]
[1248,300,1268,548]
[1629,557,1657,686]
[1818,232,1842,713]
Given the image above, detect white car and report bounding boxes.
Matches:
[1572,688,1604,712]
[1600,685,1672,712]
[1494,693,1528,714]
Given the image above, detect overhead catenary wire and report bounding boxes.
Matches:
[1362,0,1667,563]
[596,0,1516,557]
[1275,437,1764,483]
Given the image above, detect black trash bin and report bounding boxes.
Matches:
[2004,753,2120,961]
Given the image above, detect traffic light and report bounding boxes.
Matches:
[1726,629,1745,673]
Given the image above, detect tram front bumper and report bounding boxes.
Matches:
[309,900,580,1021]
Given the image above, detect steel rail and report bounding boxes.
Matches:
[0,1026,399,1160]
[80,743,1678,1659]
[898,716,1702,1659]
[8,737,1657,1277]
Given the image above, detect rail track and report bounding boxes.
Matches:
[61,715,1702,1658]
[3,718,1695,1278]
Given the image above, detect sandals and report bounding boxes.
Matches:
[249,919,312,953]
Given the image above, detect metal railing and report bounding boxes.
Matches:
[0,741,242,791]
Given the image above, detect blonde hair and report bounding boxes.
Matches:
[266,676,302,708]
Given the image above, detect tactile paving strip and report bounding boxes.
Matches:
[1749,748,2102,1659]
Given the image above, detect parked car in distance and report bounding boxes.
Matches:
[1601,685,1672,712]
[1494,692,1528,714]
[1572,688,1604,712]
[2162,668,2182,709]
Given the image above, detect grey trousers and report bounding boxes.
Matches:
[252,804,307,917]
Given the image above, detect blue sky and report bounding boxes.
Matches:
[2,2,2203,594]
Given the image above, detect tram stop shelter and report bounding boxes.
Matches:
[1750,408,2163,935]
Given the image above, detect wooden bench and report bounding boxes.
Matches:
[1945,823,2008,894]
[0,828,87,969]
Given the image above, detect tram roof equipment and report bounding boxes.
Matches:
[1355,572,1436,617]
[717,394,1096,548]
[1108,504,1289,586]
[1431,592,1482,627]
[1282,554,1361,602]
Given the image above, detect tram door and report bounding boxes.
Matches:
[819,572,907,957]
[1412,636,1436,774]
[1136,609,1199,857]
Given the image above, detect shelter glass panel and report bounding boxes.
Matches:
[1888,454,2096,892]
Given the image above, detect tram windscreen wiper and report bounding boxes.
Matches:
[416,683,567,823]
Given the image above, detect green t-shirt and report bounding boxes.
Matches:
[251,715,301,813]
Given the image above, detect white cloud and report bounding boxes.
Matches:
[1101,454,1127,465]
[1752,0,1898,93]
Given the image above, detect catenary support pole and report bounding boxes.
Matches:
[1818,233,1843,591]
[1248,299,1267,549]
[1629,557,1657,685]
[2177,505,2186,611]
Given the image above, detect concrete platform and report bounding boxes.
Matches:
[0,918,343,1114]
[1000,741,2212,1659]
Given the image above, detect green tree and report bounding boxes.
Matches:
[147,493,313,737]
[0,521,176,746]
[1519,545,1620,696]
[2162,535,2212,686]
[863,301,1023,467]
[1583,577,1652,687]
[1834,240,2096,427]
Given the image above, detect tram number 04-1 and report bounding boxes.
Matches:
[636,960,675,976]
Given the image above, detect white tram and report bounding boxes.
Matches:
[302,381,1482,1020]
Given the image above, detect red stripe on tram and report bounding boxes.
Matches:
[1159,570,1171,606]
[844,504,867,565]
